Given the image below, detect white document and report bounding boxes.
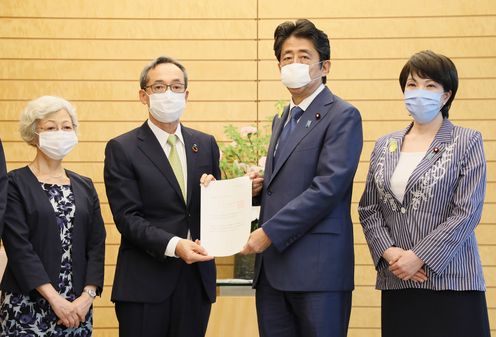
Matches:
[201,176,252,257]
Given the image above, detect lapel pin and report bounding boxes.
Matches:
[426,147,440,160]
[305,120,312,128]
[192,144,199,153]
[388,139,398,153]
[315,113,321,120]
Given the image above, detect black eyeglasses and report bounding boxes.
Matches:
[144,82,186,94]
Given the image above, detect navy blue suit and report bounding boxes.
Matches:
[255,87,363,337]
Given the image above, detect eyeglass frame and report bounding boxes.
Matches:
[143,81,187,94]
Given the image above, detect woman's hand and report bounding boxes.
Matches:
[388,250,425,281]
[72,294,93,322]
[37,283,80,328]
[49,294,81,328]
[382,246,404,264]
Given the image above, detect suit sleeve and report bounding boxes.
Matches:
[262,106,363,252]
[358,141,395,269]
[104,139,174,258]
[2,176,51,292]
[210,136,221,180]
[412,132,486,275]
[0,140,7,237]
[84,179,106,294]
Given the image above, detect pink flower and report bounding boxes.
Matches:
[258,156,267,167]
[240,126,257,137]
[248,165,264,174]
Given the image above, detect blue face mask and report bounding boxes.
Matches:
[404,89,444,124]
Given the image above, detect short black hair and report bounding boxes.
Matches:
[140,56,188,90]
[273,19,330,84]
[399,50,458,118]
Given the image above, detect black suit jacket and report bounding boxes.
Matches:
[0,167,106,296]
[0,140,7,237]
[104,122,220,303]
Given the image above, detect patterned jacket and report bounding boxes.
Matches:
[358,119,486,291]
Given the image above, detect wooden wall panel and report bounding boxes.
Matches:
[0,60,258,81]
[258,0,495,17]
[1,1,495,336]
[0,39,257,59]
[0,18,257,39]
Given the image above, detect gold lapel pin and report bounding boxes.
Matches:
[315,113,321,120]
[388,139,398,152]
[192,144,199,153]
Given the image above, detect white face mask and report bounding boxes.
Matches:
[38,130,78,160]
[280,61,323,89]
[148,91,186,123]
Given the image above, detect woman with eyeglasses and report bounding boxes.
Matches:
[0,96,106,336]
[358,50,490,337]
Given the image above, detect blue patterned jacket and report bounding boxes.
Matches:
[359,119,486,291]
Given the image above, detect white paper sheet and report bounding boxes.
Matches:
[201,176,252,257]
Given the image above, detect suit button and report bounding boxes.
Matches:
[400,207,406,214]
[267,190,272,196]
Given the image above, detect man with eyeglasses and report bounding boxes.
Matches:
[104,56,220,337]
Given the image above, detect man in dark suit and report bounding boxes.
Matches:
[0,140,7,237]
[104,56,220,337]
[241,20,363,337]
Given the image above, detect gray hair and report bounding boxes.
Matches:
[20,96,78,144]
[139,56,189,90]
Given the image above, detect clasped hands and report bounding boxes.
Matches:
[383,247,428,282]
[47,287,94,328]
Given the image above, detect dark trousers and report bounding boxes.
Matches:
[255,268,352,337]
[382,289,491,337]
[115,264,211,337]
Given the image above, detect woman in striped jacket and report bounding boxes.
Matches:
[358,50,490,337]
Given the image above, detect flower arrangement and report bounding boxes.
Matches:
[219,124,271,180]
[219,101,286,180]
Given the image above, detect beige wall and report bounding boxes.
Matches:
[1,1,495,336]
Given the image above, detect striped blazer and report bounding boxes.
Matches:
[358,119,486,291]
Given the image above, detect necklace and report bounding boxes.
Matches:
[29,163,66,179]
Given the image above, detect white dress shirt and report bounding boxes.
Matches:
[147,119,189,258]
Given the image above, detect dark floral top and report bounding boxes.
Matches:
[0,183,92,336]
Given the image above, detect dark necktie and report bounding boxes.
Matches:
[273,106,304,166]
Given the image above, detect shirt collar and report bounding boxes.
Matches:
[289,84,326,112]
[147,119,184,147]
